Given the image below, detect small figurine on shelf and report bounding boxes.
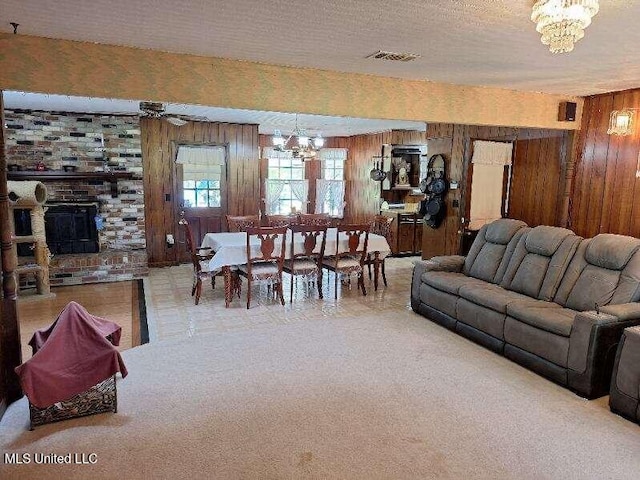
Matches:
[392,157,411,187]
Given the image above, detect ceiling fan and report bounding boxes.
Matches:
[138,101,207,126]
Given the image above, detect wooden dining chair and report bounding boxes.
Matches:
[266,214,298,228]
[322,224,370,299]
[298,213,331,227]
[366,215,394,287]
[179,214,218,305]
[226,214,261,232]
[235,226,287,308]
[283,224,327,302]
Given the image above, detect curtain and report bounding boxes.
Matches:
[289,179,309,206]
[264,180,287,215]
[315,179,345,216]
[262,147,294,160]
[176,145,225,181]
[468,141,513,230]
[318,148,348,161]
[471,140,513,166]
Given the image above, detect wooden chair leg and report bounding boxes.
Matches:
[334,270,339,300]
[195,278,203,305]
[367,255,372,280]
[278,278,285,306]
[317,270,323,299]
[381,259,387,287]
[246,278,252,309]
[290,273,295,302]
[211,275,216,289]
[359,273,367,296]
[191,277,197,297]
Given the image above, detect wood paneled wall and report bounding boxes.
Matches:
[510,129,571,227]
[325,134,386,224]
[142,119,259,266]
[409,124,571,256]
[255,125,571,259]
[570,89,640,238]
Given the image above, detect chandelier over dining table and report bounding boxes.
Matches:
[531,0,599,53]
[272,114,324,158]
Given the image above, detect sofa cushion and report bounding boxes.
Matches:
[556,235,640,311]
[585,234,640,271]
[501,226,580,302]
[421,271,486,295]
[419,284,458,319]
[463,219,527,285]
[525,226,575,257]
[504,318,570,367]
[485,219,527,245]
[565,265,621,312]
[458,283,532,314]
[507,302,575,337]
[457,299,507,340]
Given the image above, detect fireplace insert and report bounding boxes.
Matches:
[44,204,100,255]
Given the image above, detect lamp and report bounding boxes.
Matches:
[531,0,599,53]
[608,109,636,136]
[272,114,324,158]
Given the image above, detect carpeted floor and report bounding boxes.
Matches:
[2,301,640,479]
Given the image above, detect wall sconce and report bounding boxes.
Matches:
[607,109,636,136]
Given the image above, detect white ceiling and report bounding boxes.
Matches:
[1,0,638,136]
[2,0,640,96]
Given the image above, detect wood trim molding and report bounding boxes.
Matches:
[0,90,24,410]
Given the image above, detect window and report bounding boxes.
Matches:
[316,148,347,216]
[176,145,225,208]
[263,148,308,215]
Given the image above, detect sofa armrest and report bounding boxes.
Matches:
[599,303,640,321]
[428,255,466,273]
[567,306,640,398]
[411,256,465,311]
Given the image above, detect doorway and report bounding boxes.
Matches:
[175,143,228,262]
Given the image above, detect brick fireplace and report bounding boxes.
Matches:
[5,109,149,287]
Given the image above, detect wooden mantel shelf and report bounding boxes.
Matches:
[7,171,137,197]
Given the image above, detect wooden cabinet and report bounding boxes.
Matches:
[382,211,422,255]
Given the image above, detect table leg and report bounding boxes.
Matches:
[223,266,232,308]
[373,251,381,291]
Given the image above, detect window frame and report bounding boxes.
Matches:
[318,149,347,217]
[174,142,228,212]
[265,151,307,215]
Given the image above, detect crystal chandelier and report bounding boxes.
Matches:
[272,114,324,158]
[531,0,599,53]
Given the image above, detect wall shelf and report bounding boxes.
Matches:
[7,171,137,198]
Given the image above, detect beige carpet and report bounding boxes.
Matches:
[1,307,640,479]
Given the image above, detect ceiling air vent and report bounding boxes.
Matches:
[366,50,420,62]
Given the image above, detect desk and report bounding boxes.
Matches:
[201,228,391,306]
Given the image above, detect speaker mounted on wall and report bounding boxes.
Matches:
[559,101,577,122]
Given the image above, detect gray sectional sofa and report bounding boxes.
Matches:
[411,218,640,399]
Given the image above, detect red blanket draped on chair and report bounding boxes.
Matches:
[15,301,128,408]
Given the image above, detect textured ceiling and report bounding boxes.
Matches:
[2,0,640,96]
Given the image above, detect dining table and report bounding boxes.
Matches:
[201,228,392,306]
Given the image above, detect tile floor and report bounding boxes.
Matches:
[145,256,420,342]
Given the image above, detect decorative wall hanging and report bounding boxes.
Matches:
[419,154,448,229]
